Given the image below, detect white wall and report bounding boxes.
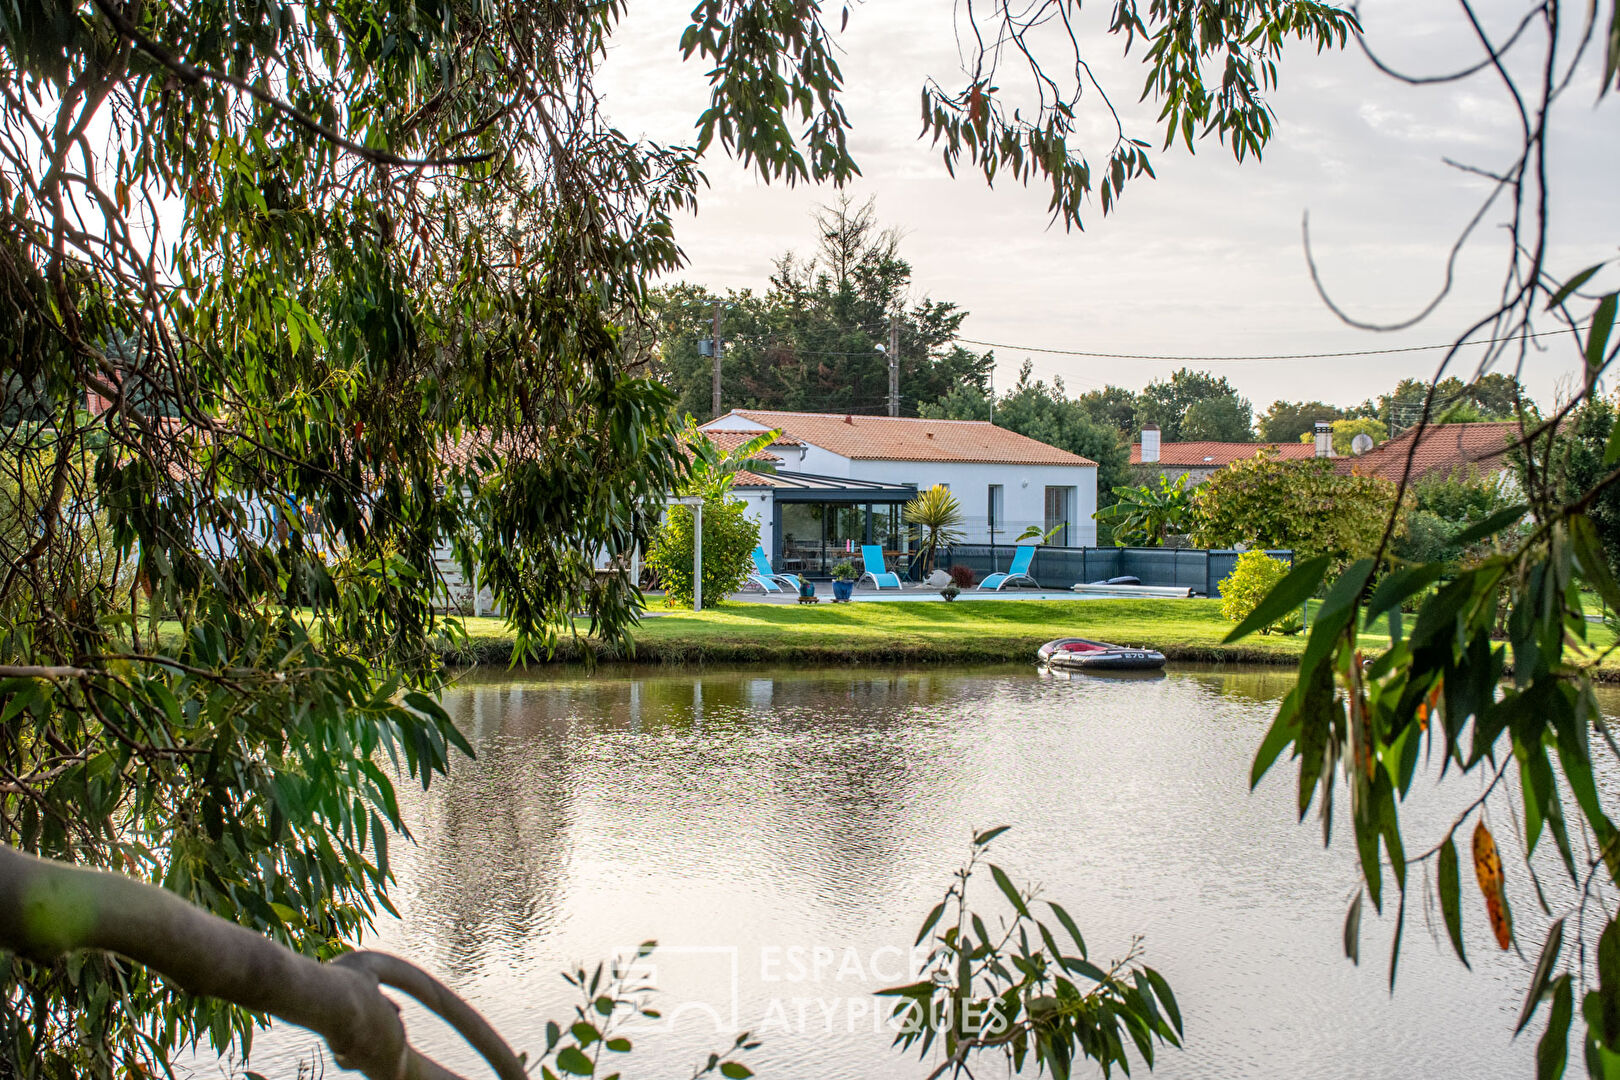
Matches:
[701,417,1099,546]
[847,460,1098,546]
[733,490,774,550]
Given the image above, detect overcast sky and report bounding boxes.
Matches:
[597,0,1619,415]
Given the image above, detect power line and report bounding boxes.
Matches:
[951,324,1588,363]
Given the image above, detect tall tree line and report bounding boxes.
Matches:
[655,199,993,419]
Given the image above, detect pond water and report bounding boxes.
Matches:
[246,664,1580,1080]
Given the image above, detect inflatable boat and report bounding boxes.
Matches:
[1038,638,1166,672]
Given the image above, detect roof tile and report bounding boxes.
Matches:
[1130,441,1320,467]
[714,410,1096,466]
[1332,422,1521,482]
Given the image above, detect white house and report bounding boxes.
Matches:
[700,410,1097,577]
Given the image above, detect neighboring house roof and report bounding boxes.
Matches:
[711,410,1096,466]
[1333,422,1522,483]
[702,428,803,449]
[1130,441,1320,467]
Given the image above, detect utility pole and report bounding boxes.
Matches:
[887,313,899,417]
[711,300,723,420]
[988,366,995,425]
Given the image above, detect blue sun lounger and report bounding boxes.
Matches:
[859,545,902,589]
[979,544,1038,590]
[750,546,801,593]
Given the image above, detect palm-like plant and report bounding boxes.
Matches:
[1094,473,1194,546]
[683,422,782,498]
[904,484,965,576]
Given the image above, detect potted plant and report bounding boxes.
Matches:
[830,560,857,602]
[940,583,961,602]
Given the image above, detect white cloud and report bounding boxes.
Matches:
[598,0,1620,409]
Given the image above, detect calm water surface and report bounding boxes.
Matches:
[247,664,1582,1079]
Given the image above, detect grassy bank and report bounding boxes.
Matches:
[443,598,1398,668]
[444,597,1620,675]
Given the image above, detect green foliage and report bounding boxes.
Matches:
[1236,267,1620,1073]
[1259,400,1361,443]
[1218,551,1299,634]
[656,199,993,419]
[1392,469,1522,566]
[1136,368,1253,441]
[1298,417,1386,456]
[831,560,858,581]
[1189,453,1401,565]
[1378,374,1524,433]
[922,361,1131,496]
[1095,474,1194,546]
[880,828,1182,1077]
[1392,510,1459,566]
[683,424,781,499]
[1512,396,1620,577]
[0,0,1363,1073]
[543,944,757,1080]
[905,485,967,577]
[1181,395,1255,441]
[905,0,1357,226]
[0,431,130,603]
[1016,523,1065,544]
[646,497,759,608]
[3,1,699,1070]
[1077,385,1141,438]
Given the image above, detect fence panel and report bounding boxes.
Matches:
[939,544,1293,596]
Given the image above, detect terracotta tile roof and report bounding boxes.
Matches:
[1332,422,1521,482]
[702,428,802,447]
[713,410,1096,466]
[1130,441,1321,467]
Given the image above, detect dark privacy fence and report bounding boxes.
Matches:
[937,545,1294,599]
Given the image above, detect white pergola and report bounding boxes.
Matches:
[666,495,704,611]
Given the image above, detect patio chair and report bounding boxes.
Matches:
[749,546,802,593]
[979,544,1038,591]
[859,545,902,590]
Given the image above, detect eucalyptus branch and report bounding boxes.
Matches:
[0,845,524,1080]
[86,0,493,171]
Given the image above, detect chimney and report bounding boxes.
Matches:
[1141,423,1160,463]
[1314,421,1333,458]
[844,414,854,425]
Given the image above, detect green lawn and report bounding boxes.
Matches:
[449,598,1404,667]
[443,596,1620,672]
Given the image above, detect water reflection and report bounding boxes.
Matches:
[243,663,1601,1080]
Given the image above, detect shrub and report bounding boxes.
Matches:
[645,496,757,607]
[1190,453,1401,565]
[1218,550,1298,634]
[948,564,976,588]
[1094,473,1193,546]
[831,560,858,581]
[1393,509,1456,565]
[1393,467,1523,568]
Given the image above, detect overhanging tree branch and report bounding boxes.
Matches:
[0,845,527,1080]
